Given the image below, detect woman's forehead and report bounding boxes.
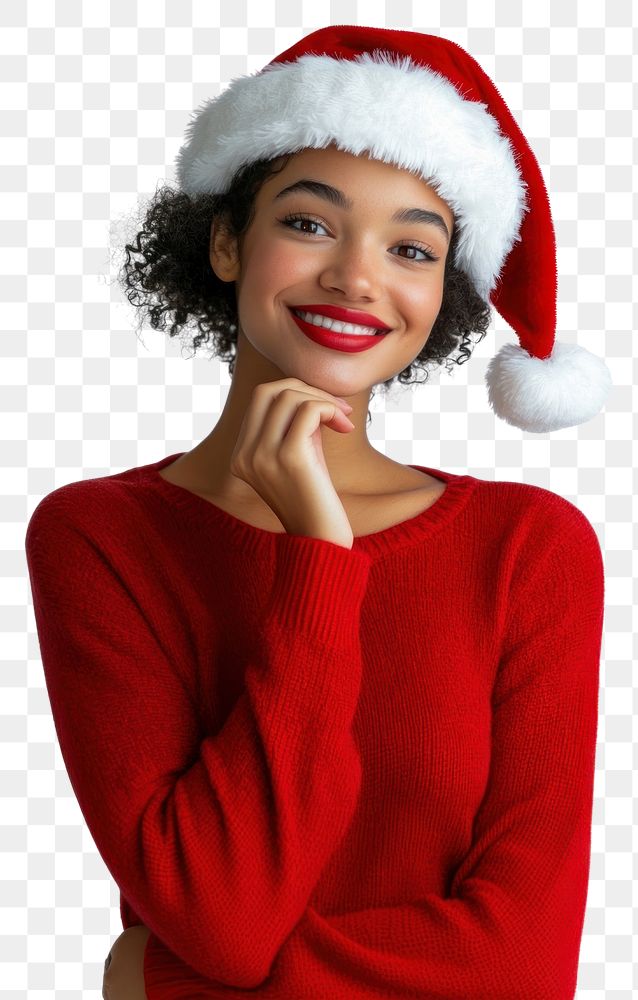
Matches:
[264,145,454,225]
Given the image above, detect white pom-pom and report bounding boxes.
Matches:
[485,340,613,433]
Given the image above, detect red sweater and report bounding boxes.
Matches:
[24,452,604,999]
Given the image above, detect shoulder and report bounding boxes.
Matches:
[25,469,140,557]
[476,475,599,540]
[464,475,604,596]
[476,478,604,606]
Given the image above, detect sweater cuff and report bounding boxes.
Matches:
[262,533,372,648]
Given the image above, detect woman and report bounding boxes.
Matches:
[26,25,608,1000]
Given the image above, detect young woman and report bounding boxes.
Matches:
[26,25,609,1000]
[154,141,460,548]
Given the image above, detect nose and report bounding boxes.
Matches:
[318,237,382,302]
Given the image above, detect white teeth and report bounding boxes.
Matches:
[295,309,383,336]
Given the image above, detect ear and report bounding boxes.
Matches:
[209,218,240,282]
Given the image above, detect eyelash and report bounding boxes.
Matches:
[279,212,440,263]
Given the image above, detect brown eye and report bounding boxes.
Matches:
[391,244,439,263]
[280,213,329,236]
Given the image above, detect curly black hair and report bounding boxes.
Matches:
[110,153,492,425]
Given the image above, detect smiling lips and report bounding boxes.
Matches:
[289,307,390,354]
[292,308,383,336]
[293,303,392,331]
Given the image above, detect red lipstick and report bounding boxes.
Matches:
[294,304,391,330]
[288,308,388,354]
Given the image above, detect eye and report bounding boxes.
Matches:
[279,213,440,263]
[390,243,440,263]
[280,213,329,236]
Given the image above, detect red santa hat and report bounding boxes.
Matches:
[174,24,612,433]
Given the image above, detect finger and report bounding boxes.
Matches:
[232,387,349,475]
[270,378,352,411]
[254,381,351,421]
[262,398,352,463]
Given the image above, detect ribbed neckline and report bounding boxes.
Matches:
[134,452,479,559]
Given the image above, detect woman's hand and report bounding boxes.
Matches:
[229,377,356,549]
[102,925,151,998]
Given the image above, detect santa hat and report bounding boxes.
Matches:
[174,24,612,433]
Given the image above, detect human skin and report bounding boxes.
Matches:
[170,142,455,505]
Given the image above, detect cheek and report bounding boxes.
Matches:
[238,252,310,315]
[404,277,444,317]
[399,282,445,352]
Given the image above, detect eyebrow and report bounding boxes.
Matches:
[273,178,451,244]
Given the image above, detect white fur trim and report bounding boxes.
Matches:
[175,51,530,300]
[484,340,613,432]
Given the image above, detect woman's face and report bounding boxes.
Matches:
[210,143,455,399]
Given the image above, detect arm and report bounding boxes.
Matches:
[257,504,605,999]
[25,488,372,989]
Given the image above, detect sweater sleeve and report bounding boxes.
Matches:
[24,488,372,989]
[259,501,605,1000]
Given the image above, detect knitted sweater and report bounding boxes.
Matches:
[24,452,604,999]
